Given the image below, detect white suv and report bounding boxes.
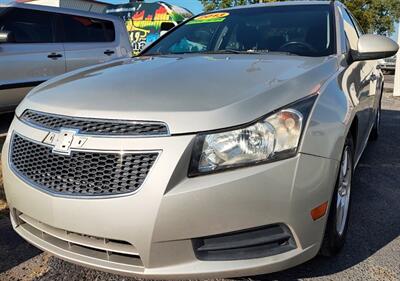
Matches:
[0,3,132,113]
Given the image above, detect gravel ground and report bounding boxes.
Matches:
[0,81,399,281]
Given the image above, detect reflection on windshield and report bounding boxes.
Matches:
[170,37,207,53]
[143,5,334,57]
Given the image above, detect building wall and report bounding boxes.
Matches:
[25,0,60,7]
[59,0,107,13]
[25,0,107,13]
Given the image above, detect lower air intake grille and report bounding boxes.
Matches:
[14,210,143,268]
[10,134,158,197]
[192,224,296,261]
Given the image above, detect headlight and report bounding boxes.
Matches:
[188,95,317,176]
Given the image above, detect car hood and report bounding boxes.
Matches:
[17,54,338,134]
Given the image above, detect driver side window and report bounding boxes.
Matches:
[0,8,55,43]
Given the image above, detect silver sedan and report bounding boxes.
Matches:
[2,1,398,279]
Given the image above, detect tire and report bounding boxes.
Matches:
[320,136,354,256]
[369,96,382,141]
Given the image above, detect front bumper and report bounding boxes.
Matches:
[2,117,339,279]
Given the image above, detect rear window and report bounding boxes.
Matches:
[0,8,54,43]
[62,15,115,43]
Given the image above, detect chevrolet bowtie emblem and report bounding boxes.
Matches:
[43,129,87,155]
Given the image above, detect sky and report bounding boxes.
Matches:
[0,0,398,40]
[0,0,204,13]
[104,0,204,14]
[393,23,399,41]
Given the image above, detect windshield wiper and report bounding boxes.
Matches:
[142,49,303,57]
[265,51,302,56]
[203,49,248,54]
[202,49,273,55]
[142,51,194,56]
[146,50,252,56]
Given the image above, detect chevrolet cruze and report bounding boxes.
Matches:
[2,1,398,279]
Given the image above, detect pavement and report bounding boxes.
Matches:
[0,77,399,281]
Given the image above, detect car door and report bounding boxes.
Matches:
[346,9,379,127]
[0,7,65,112]
[59,14,119,72]
[339,7,373,154]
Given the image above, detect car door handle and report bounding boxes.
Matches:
[370,74,378,81]
[48,53,63,60]
[104,50,115,56]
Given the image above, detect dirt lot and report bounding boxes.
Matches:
[0,82,399,281]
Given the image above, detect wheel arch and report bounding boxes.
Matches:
[348,115,358,156]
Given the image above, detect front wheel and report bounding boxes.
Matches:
[320,136,354,256]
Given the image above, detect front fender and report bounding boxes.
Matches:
[299,70,354,161]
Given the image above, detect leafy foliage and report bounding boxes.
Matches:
[342,0,400,35]
[199,0,264,11]
[199,0,400,35]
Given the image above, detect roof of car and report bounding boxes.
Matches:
[216,0,334,11]
[4,3,119,21]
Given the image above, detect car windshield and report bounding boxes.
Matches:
[143,5,334,57]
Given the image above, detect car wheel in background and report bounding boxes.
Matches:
[320,135,354,256]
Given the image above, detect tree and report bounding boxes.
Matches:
[199,0,400,35]
[199,0,262,12]
[342,0,400,35]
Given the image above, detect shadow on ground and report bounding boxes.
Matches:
[0,113,13,135]
[0,218,42,273]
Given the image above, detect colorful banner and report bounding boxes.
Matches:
[106,2,193,55]
[188,12,230,25]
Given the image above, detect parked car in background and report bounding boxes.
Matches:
[2,1,398,279]
[378,55,396,74]
[0,3,132,113]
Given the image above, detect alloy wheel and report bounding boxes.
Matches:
[336,146,352,236]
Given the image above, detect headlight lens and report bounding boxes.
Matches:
[188,95,317,176]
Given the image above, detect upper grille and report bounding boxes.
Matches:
[20,110,169,136]
[10,134,158,197]
[385,57,396,63]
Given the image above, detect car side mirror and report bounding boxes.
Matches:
[353,34,399,61]
[0,30,14,43]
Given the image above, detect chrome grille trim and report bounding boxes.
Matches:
[9,133,159,198]
[20,110,170,137]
